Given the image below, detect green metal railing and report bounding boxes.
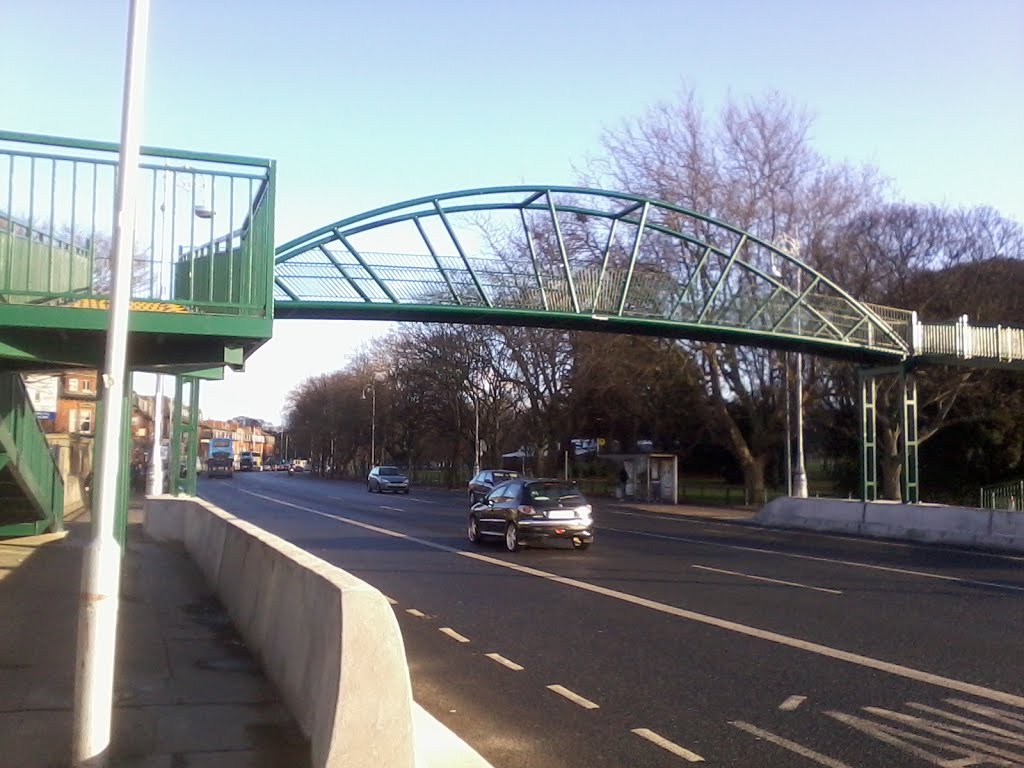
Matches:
[0,130,275,318]
[979,479,1024,510]
[0,372,64,536]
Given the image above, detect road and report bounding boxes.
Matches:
[199,471,1024,768]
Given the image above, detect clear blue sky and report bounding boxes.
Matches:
[4,0,1022,424]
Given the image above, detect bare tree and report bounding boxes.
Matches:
[583,86,886,499]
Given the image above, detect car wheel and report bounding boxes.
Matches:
[403,489,410,494]
[504,522,520,553]
[572,537,591,551]
[468,515,481,544]
[367,483,372,492]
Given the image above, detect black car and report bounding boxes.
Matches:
[367,465,410,494]
[467,469,520,504]
[468,478,593,552]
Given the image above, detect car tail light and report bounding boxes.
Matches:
[518,505,537,517]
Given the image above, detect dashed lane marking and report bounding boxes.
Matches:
[238,490,1024,710]
[406,608,426,618]
[381,506,405,512]
[485,653,523,671]
[631,728,704,762]
[730,721,852,767]
[692,564,842,595]
[382,595,398,605]
[780,695,807,711]
[547,684,599,710]
[439,627,470,643]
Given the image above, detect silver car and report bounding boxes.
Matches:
[367,465,410,494]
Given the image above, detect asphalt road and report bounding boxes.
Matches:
[199,472,1024,768]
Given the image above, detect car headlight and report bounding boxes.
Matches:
[575,505,592,519]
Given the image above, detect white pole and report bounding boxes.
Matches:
[73,1,150,765]
[793,268,808,499]
[148,376,164,494]
[148,167,170,496]
[473,394,480,477]
[371,383,376,466]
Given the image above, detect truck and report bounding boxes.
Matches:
[238,450,260,471]
[207,437,234,478]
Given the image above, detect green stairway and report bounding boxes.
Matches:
[0,372,63,537]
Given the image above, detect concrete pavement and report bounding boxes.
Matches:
[0,502,492,768]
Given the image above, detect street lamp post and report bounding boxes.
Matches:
[773,234,808,498]
[473,393,480,477]
[363,372,385,467]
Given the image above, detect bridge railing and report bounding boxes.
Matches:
[911,313,1024,363]
[979,479,1024,510]
[0,131,275,318]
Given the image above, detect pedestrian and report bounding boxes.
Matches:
[619,465,629,499]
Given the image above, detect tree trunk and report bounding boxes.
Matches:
[879,423,903,501]
[741,455,768,505]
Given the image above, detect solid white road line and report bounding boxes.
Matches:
[730,721,852,767]
[626,529,1024,593]
[239,490,1024,709]
[692,564,842,595]
[485,653,523,671]
[439,627,470,643]
[779,695,807,711]
[546,684,599,710]
[602,508,1024,563]
[406,608,426,618]
[631,728,704,762]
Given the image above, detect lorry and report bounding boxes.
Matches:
[207,437,234,478]
[238,450,261,471]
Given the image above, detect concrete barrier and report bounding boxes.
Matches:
[144,495,415,768]
[757,497,1024,552]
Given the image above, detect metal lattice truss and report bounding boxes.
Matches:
[274,187,910,361]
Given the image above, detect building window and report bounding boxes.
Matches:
[82,379,93,393]
[67,378,80,393]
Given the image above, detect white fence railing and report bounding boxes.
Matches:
[911,314,1024,363]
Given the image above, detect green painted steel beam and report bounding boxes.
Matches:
[274,301,903,363]
[0,304,272,337]
[434,201,491,308]
[272,185,911,357]
[0,129,273,169]
[0,520,49,537]
[616,202,650,317]
[546,192,580,314]
[413,218,460,304]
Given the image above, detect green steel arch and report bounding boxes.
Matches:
[273,186,909,362]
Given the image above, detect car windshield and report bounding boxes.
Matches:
[526,482,583,504]
[379,466,402,476]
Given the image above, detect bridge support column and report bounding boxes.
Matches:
[859,366,920,503]
[900,373,920,504]
[168,376,201,496]
[859,372,877,502]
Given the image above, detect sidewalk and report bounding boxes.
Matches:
[601,498,758,522]
[0,506,309,768]
[0,503,492,768]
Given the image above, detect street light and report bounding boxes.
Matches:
[774,233,808,499]
[362,372,386,466]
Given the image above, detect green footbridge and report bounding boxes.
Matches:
[2,131,1022,537]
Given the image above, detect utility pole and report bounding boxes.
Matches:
[73,1,150,765]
